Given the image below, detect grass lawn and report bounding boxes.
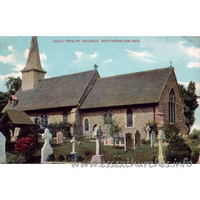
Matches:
[6,136,168,164]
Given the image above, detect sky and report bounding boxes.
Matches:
[0,36,200,131]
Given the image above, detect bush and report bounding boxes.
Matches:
[164,124,192,163]
[84,150,91,157]
[189,133,199,140]
[47,154,55,162]
[6,152,26,164]
[19,125,38,138]
[143,120,159,135]
[48,122,72,138]
[191,150,199,164]
[15,135,38,162]
[141,139,150,145]
[58,155,65,162]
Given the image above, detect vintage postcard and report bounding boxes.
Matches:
[0,36,199,166]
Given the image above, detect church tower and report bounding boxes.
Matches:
[21,36,46,91]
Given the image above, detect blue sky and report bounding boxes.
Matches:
[0,36,199,130]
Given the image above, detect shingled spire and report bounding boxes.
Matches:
[21,36,46,91]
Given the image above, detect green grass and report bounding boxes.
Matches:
[4,136,167,164]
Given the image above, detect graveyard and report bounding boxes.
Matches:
[2,125,200,164]
[5,134,163,164]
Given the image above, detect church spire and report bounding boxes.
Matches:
[21,36,46,73]
[21,36,46,91]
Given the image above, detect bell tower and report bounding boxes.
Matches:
[21,36,46,91]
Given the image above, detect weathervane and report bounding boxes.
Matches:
[94,64,98,70]
[170,61,172,67]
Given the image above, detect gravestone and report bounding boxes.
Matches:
[70,136,77,154]
[56,132,63,144]
[0,132,6,164]
[151,131,156,148]
[125,133,132,150]
[14,127,20,142]
[41,128,53,163]
[91,126,106,164]
[134,130,141,149]
[157,129,165,164]
[92,125,99,138]
[146,126,151,140]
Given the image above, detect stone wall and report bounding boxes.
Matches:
[80,105,154,139]
[27,107,74,124]
[155,69,188,135]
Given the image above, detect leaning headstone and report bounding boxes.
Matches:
[41,128,53,163]
[56,132,63,144]
[151,131,156,148]
[157,129,165,164]
[0,132,6,164]
[134,130,141,149]
[91,126,106,164]
[14,127,20,142]
[146,126,151,140]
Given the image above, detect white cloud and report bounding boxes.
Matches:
[90,52,97,58]
[127,49,152,58]
[105,59,113,63]
[73,51,97,63]
[185,46,200,60]
[12,64,25,71]
[23,49,29,58]
[187,62,200,68]
[0,53,15,64]
[40,53,47,60]
[0,71,22,81]
[8,45,13,52]
[127,49,155,62]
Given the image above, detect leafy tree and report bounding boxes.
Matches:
[164,124,192,163]
[5,77,22,94]
[179,82,199,133]
[143,120,159,135]
[189,128,200,140]
[0,91,9,113]
[107,118,123,148]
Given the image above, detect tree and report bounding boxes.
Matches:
[0,77,22,113]
[164,124,192,163]
[179,81,199,133]
[107,118,124,148]
[5,77,22,94]
[0,91,9,113]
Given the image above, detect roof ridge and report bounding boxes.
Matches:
[42,69,96,81]
[97,67,172,80]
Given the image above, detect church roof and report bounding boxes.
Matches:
[2,70,98,112]
[80,67,173,109]
[0,110,34,125]
[21,36,46,73]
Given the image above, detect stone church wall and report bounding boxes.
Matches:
[155,70,188,135]
[80,105,154,139]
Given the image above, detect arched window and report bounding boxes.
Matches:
[104,112,112,124]
[85,118,89,131]
[127,108,133,127]
[169,89,175,123]
[63,112,68,123]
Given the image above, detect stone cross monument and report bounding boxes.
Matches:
[157,129,165,164]
[146,126,151,140]
[41,128,53,163]
[90,126,106,164]
[70,136,77,154]
[95,126,103,155]
[0,132,6,164]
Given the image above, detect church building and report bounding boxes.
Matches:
[1,37,188,140]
